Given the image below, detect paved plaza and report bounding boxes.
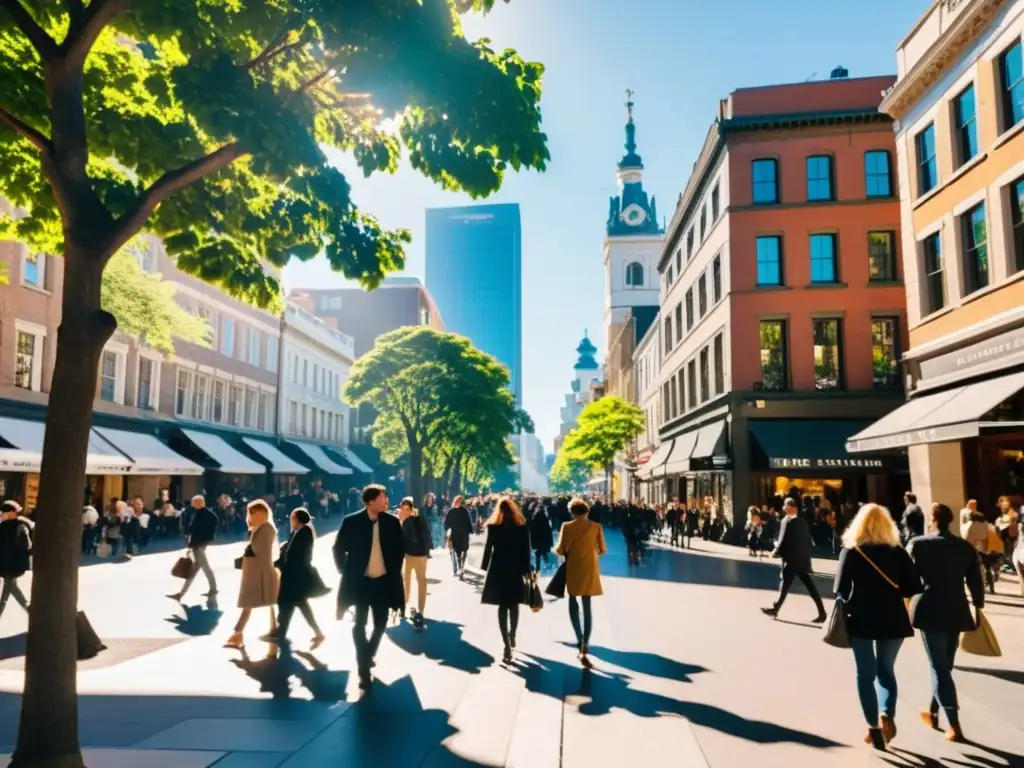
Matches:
[0,531,1021,767]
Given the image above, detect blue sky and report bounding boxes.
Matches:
[283,0,929,452]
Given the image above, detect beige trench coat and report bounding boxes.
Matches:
[238,521,280,609]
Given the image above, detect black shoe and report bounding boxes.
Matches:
[509,633,516,649]
[502,645,512,664]
[812,613,827,624]
[413,613,425,629]
[359,671,372,690]
[761,607,778,618]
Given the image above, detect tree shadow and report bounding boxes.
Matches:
[558,643,708,683]
[956,665,1024,685]
[164,596,223,636]
[386,619,492,674]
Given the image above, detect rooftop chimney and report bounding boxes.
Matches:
[830,66,849,80]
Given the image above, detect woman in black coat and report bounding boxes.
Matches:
[481,497,532,664]
[272,508,326,648]
[529,504,554,572]
[0,500,31,620]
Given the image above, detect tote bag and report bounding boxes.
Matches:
[960,609,1002,657]
[822,597,852,648]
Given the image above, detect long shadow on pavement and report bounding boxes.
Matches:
[956,665,1024,686]
[886,741,1024,768]
[558,642,708,682]
[386,619,493,675]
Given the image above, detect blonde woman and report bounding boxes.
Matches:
[833,503,922,751]
[226,500,280,648]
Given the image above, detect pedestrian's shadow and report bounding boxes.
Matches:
[165,597,222,636]
[387,619,492,674]
[227,644,349,702]
[956,665,1024,685]
[887,742,1024,768]
[558,643,708,683]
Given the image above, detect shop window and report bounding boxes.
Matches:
[687,360,697,409]
[698,272,708,316]
[809,233,838,283]
[864,150,891,198]
[758,320,788,392]
[752,159,778,204]
[1009,176,1024,274]
[868,232,897,282]
[756,236,783,286]
[685,288,694,331]
[175,369,192,417]
[192,375,209,420]
[686,228,694,259]
[212,380,225,422]
[916,124,938,196]
[922,232,946,314]
[712,255,722,303]
[138,357,155,410]
[699,347,710,402]
[713,334,725,395]
[871,318,900,391]
[954,84,978,167]
[806,155,834,202]
[99,351,117,403]
[999,40,1024,132]
[221,316,235,356]
[961,202,988,295]
[813,318,843,391]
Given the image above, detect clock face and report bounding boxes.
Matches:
[621,204,647,226]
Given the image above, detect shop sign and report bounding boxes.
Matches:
[0,458,41,471]
[919,326,1024,381]
[846,421,979,453]
[769,457,886,470]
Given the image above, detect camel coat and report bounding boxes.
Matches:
[555,516,607,597]
[238,521,280,609]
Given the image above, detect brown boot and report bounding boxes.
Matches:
[865,728,886,750]
[880,714,897,744]
[919,710,939,730]
[944,724,965,743]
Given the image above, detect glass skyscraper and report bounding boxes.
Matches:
[425,203,522,405]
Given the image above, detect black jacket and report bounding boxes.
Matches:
[0,518,32,576]
[402,514,432,557]
[834,544,922,639]
[907,532,985,632]
[530,511,554,554]
[276,525,322,604]
[186,506,218,547]
[480,523,531,606]
[444,505,473,551]
[902,504,925,541]
[333,508,405,617]
[773,515,814,572]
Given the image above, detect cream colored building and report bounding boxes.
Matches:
[849,0,1024,514]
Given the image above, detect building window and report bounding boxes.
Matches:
[676,373,685,414]
[245,389,256,428]
[698,272,708,316]
[712,255,722,303]
[868,232,897,282]
[302,359,309,387]
[871,318,900,390]
[713,334,724,395]
[663,317,672,354]
[752,159,778,204]
[221,316,235,356]
[194,376,211,420]
[685,288,694,331]
[687,360,697,409]
[98,350,117,403]
[922,233,946,315]
[954,84,978,167]
[266,336,278,373]
[211,380,224,422]
[666,265,674,286]
[661,383,669,421]
[228,385,241,424]
[809,233,838,283]
[175,369,192,416]
[699,347,710,402]
[686,229,694,259]
[916,124,938,196]
[674,303,683,342]
[864,150,891,198]
[1010,177,1024,273]
[22,252,45,289]
[198,305,216,346]
[674,249,681,274]
[248,330,261,366]
[806,155,834,201]
[758,320,787,391]
[625,261,644,287]
[756,236,782,286]
[289,401,298,434]
[138,357,155,410]
[699,206,707,240]
[313,363,320,393]
[1000,40,1024,131]
[670,374,678,419]
[15,332,38,391]
[711,183,720,220]
[962,202,988,295]
[301,404,309,437]
[812,319,842,391]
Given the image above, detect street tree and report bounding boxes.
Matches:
[561,396,645,493]
[0,1,547,763]
[549,450,589,492]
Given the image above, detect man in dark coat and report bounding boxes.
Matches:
[901,491,925,544]
[762,497,826,622]
[333,485,405,688]
[444,495,473,579]
[0,500,32,619]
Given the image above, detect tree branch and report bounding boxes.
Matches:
[65,0,84,27]
[0,103,52,152]
[63,0,129,67]
[241,38,304,70]
[0,0,59,59]
[108,143,246,254]
[284,68,334,103]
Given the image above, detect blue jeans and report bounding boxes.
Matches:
[920,630,960,727]
[851,636,904,726]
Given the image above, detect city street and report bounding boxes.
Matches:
[0,530,1022,768]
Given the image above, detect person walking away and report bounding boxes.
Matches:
[683,505,697,549]
[444,495,473,579]
[555,498,607,665]
[399,497,431,628]
[170,495,219,601]
[102,500,123,557]
[961,503,994,593]
[481,497,532,664]
[0,501,31,619]
[272,507,326,648]
[1013,520,1024,597]
[900,493,924,545]
[529,504,554,573]
[834,503,922,750]
[81,504,99,555]
[762,497,827,622]
[333,485,405,690]
[226,500,280,648]
[746,507,763,556]
[907,503,986,743]
[667,504,680,548]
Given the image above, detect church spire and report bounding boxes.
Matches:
[606,89,662,236]
[619,88,643,170]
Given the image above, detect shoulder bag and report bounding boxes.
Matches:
[960,608,1001,657]
[822,596,851,648]
[546,530,572,599]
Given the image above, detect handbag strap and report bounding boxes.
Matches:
[855,546,899,591]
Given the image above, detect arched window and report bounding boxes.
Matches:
[625,261,644,287]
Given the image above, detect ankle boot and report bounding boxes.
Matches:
[865,727,886,750]
[879,714,896,744]
[944,724,965,743]
[919,710,938,730]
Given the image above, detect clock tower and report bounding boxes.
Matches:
[603,90,664,345]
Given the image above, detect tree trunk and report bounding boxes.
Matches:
[406,442,424,503]
[12,247,115,768]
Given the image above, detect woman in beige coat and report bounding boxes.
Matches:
[555,497,607,663]
[226,500,280,648]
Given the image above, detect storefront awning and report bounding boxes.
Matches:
[334,445,374,474]
[242,437,310,474]
[663,430,699,475]
[846,370,1024,453]
[751,419,892,471]
[179,429,265,474]
[637,440,674,480]
[95,427,204,476]
[691,420,728,460]
[288,441,352,475]
[0,416,134,474]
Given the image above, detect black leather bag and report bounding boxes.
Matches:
[545,561,567,599]
[823,597,852,649]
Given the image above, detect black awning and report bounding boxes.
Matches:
[750,420,898,472]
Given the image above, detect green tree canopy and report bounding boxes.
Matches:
[548,449,589,493]
[561,395,645,472]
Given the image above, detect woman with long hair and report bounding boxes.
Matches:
[907,503,986,743]
[226,500,280,649]
[555,497,607,664]
[833,503,922,751]
[480,497,532,664]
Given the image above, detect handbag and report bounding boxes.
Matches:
[171,553,195,580]
[960,609,1002,657]
[307,567,331,599]
[545,561,568,599]
[822,596,852,648]
[96,540,112,558]
[527,572,544,613]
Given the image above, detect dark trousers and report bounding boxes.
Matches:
[278,599,319,639]
[498,603,520,648]
[921,629,961,726]
[568,595,592,646]
[774,565,825,615]
[670,523,680,547]
[450,547,467,574]
[353,577,390,673]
